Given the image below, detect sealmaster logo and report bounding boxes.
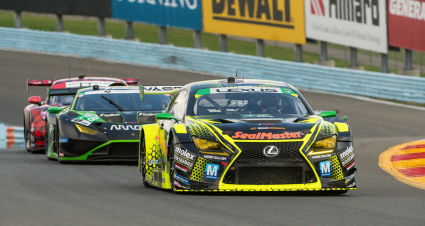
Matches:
[311,0,325,16]
[212,0,293,28]
[232,131,303,140]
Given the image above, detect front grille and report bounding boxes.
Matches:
[108,142,139,157]
[236,142,304,163]
[238,167,303,185]
[73,141,99,151]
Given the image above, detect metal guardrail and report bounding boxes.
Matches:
[1,27,425,104]
[0,123,25,148]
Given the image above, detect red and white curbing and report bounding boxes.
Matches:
[0,124,25,148]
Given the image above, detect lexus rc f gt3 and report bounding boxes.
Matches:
[138,78,356,194]
[45,85,180,162]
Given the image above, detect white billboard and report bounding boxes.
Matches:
[305,0,388,53]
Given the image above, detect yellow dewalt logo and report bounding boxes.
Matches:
[212,0,293,28]
[203,0,305,44]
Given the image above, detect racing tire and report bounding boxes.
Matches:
[45,125,56,161]
[140,137,150,187]
[25,133,32,152]
[24,114,30,151]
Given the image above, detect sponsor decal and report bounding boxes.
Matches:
[175,173,190,185]
[346,161,355,171]
[263,146,280,158]
[205,163,219,180]
[59,152,64,157]
[174,180,183,188]
[204,155,227,161]
[342,154,355,166]
[251,127,285,130]
[110,125,142,130]
[59,138,68,143]
[138,113,156,117]
[175,163,188,173]
[99,113,120,117]
[311,153,332,159]
[340,145,354,159]
[320,161,332,177]
[65,81,115,88]
[345,173,355,183]
[79,114,100,122]
[71,118,91,126]
[175,155,193,168]
[231,131,304,140]
[147,159,159,164]
[175,147,195,160]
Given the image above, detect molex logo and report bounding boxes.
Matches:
[263,146,280,158]
[311,0,325,16]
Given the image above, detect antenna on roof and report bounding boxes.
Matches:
[110,75,112,78]
[236,70,238,78]
[243,74,245,82]
[67,59,70,79]
[54,76,57,81]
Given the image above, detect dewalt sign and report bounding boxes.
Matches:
[203,0,305,44]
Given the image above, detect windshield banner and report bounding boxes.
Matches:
[111,0,203,30]
[304,0,388,53]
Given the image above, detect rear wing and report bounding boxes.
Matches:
[121,78,139,85]
[139,86,182,101]
[27,79,55,93]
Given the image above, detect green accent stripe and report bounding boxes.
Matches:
[195,89,211,95]
[59,140,139,161]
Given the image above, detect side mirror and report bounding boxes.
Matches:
[156,113,178,122]
[319,111,337,118]
[28,96,41,106]
[48,107,62,114]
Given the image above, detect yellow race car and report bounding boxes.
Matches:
[138,78,356,194]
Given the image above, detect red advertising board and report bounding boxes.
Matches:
[388,0,425,52]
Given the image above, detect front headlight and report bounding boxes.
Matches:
[192,137,230,156]
[307,135,336,156]
[75,124,98,135]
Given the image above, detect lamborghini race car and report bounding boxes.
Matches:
[45,85,180,162]
[23,75,138,152]
[139,78,356,193]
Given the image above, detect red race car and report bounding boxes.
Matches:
[23,75,139,152]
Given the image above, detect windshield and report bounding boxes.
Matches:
[193,92,309,116]
[48,95,75,106]
[74,93,171,111]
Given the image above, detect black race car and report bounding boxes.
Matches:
[139,78,356,193]
[45,85,180,162]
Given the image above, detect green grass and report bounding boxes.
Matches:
[0,10,420,76]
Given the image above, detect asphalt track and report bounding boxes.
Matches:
[1,49,425,226]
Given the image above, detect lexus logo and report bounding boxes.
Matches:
[263,146,280,158]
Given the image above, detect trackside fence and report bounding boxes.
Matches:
[1,27,425,104]
[0,123,25,149]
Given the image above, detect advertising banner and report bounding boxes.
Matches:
[111,0,202,30]
[305,0,388,53]
[0,0,112,17]
[388,0,425,53]
[203,0,306,44]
